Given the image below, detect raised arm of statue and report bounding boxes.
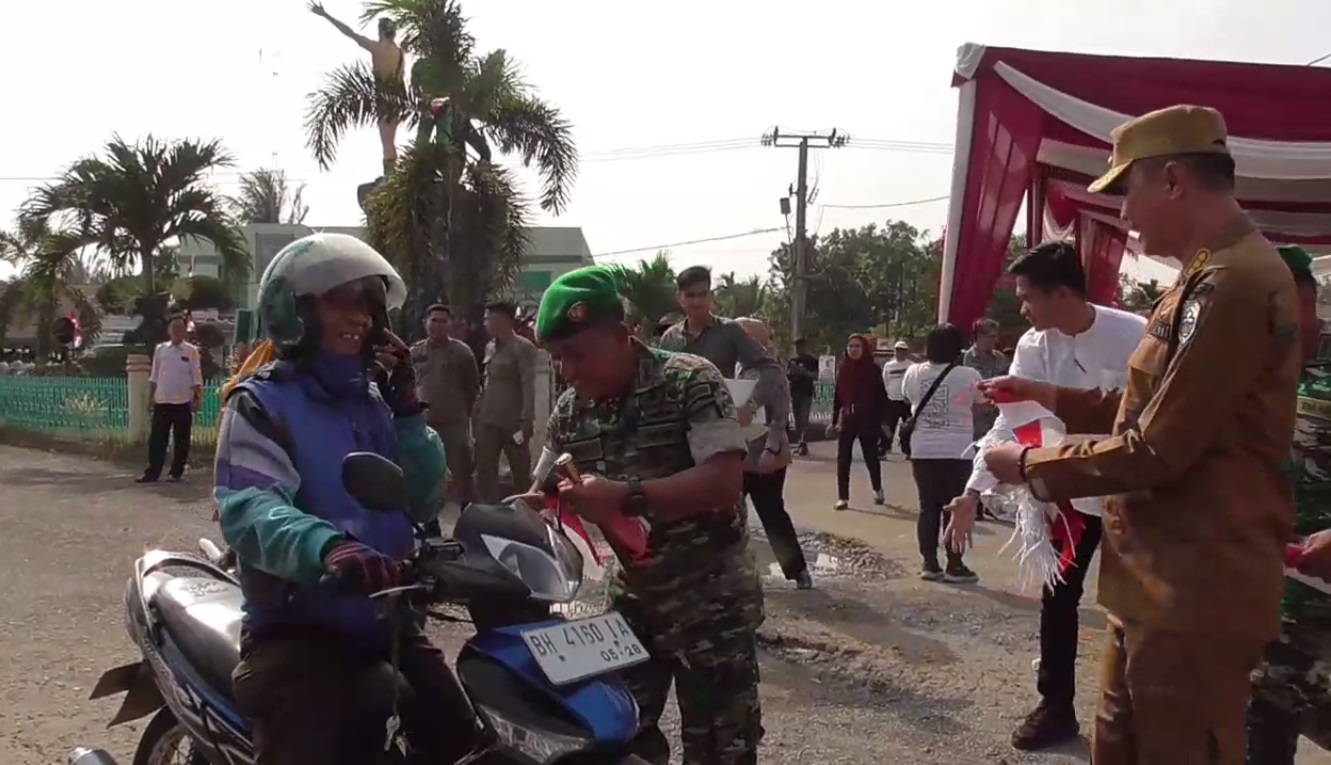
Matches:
[308,1,374,50]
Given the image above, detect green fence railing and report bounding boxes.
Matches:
[0,376,224,444]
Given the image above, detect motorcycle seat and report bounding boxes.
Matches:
[152,575,244,704]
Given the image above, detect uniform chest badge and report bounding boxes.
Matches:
[1178,299,1201,344]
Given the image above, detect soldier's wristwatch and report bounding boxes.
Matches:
[623,478,649,517]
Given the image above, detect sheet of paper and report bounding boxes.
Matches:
[725,379,756,409]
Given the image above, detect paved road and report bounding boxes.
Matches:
[1,442,1327,765]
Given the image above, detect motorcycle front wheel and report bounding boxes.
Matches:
[132,708,206,765]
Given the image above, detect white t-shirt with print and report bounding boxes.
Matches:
[901,362,983,460]
[881,359,912,401]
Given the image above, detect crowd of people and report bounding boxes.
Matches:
[120,101,1331,765]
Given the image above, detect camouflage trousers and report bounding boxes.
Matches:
[1247,620,1331,764]
[613,590,763,765]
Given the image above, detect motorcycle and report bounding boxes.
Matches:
[69,452,652,765]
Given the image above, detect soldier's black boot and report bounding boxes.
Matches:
[1011,702,1079,751]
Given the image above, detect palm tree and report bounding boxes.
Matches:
[714,272,767,318]
[0,221,101,358]
[230,168,310,224]
[304,0,577,336]
[619,252,677,328]
[19,134,249,350]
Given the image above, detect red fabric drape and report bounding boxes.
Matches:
[1079,217,1129,307]
[946,77,1046,330]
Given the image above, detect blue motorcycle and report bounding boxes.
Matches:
[69,453,650,765]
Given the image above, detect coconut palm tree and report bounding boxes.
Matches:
[230,168,310,224]
[0,221,101,358]
[714,272,767,318]
[19,134,249,350]
[619,252,678,328]
[304,0,577,335]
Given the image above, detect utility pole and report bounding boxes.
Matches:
[763,128,848,343]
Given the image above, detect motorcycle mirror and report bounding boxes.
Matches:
[342,452,408,513]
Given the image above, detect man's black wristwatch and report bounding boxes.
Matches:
[623,477,649,517]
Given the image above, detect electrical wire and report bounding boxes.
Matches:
[0,135,959,182]
[820,194,950,210]
[592,227,783,259]
[1308,50,1331,66]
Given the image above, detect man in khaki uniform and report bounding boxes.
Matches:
[411,304,479,502]
[979,105,1300,765]
[475,301,539,501]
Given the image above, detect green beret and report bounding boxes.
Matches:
[1278,245,1314,278]
[536,265,628,342]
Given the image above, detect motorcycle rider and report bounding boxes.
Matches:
[213,232,477,764]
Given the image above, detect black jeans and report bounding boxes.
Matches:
[232,625,480,765]
[1037,511,1103,712]
[145,402,193,479]
[790,394,813,445]
[910,458,971,567]
[881,400,911,452]
[744,469,808,580]
[835,418,882,500]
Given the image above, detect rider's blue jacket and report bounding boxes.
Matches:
[213,351,445,650]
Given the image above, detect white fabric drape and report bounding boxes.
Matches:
[994,62,1331,181]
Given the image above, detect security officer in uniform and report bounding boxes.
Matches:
[411,303,480,503]
[535,265,764,765]
[980,105,1301,765]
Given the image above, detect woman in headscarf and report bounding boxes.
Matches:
[829,334,887,510]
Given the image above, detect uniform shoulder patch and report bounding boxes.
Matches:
[1178,299,1202,345]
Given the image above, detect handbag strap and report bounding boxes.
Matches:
[912,360,960,417]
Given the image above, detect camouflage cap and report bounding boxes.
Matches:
[1277,245,1314,280]
[1089,105,1230,195]
[536,265,628,342]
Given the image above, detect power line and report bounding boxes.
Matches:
[592,228,783,259]
[1309,50,1331,66]
[820,194,950,210]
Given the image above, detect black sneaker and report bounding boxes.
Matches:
[944,562,978,584]
[135,475,159,484]
[1011,703,1080,751]
[920,561,944,581]
[794,571,814,590]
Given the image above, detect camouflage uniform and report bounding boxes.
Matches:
[1248,361,1331,764]
[546,343,765,765]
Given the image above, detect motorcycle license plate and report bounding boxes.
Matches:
[520,612,649,685]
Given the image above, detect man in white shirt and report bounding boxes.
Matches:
[138,315,203,483]
[880,340,914,455]
[947,241,1146,751]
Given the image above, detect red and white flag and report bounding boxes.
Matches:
[546,496,609,581]
[976,391,1085,591]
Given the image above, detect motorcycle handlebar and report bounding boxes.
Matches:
[319,540,464,599]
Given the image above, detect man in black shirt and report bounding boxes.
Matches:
[787,338,819,456]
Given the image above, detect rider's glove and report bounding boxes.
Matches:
[322,539,401,595]
[376,348,423,418]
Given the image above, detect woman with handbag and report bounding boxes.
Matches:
[902,324,982,583]
[829,334,888,510]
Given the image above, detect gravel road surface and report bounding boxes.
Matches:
[1,443,1327,765]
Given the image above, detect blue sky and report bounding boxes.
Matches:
[3,0,1328,287]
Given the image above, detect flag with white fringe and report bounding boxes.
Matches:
[966,393,1086,592]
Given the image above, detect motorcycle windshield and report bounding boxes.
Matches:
[479,523,583,603]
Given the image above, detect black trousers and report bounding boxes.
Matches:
[910,458,971,566]
[790,394,813,444]
[880,400,911,453]
[835,418,882,500]
[233,626,480,765]
[145,402,193,479]
[1037,511,1103,712]
[743,468,808,580]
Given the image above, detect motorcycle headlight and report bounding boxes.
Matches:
[480,529,581,603]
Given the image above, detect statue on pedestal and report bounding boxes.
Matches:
[308,1,404,177]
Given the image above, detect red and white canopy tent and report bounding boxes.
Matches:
[939,43,1331,328]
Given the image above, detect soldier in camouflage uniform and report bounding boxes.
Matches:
[535,265,765,765]
[1247,245,1331,764]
